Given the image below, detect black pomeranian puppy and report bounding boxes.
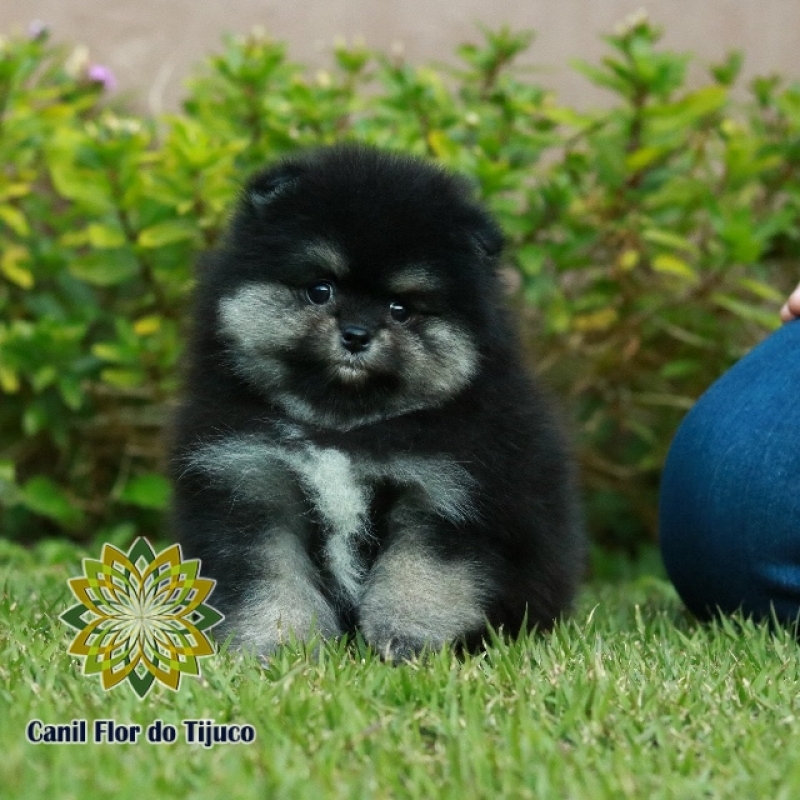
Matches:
[170,144,584,661]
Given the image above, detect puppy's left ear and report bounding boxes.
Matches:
[469,214,504,260]
[245,162,306,212]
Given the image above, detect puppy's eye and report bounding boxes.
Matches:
[306,281,335,305]
[389,301,411,323]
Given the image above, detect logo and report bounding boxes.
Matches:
[60,538,223,699]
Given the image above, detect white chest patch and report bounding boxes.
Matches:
[286,446,372,603]
[183,434,477,605]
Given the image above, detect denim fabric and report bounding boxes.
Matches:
[659,320,800,624]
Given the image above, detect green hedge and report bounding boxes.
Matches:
[1,18,798,553]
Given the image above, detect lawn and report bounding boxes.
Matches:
[1,538,798,800]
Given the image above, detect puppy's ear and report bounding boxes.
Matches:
[469,214,504,260]
[245,162,305,212]
[452,174,504,259]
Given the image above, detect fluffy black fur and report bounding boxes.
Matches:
[170,144,585,661]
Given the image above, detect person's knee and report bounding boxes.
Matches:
[659,400,750,620]
[659,323,800,624]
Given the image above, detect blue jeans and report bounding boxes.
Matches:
[659,320,800,625]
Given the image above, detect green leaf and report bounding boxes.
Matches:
[660,359,701,379]
[0,459,21,507]
[571,59,627,95]
[0,460,15,484]
[736,277,784,303]
[426,130,459,161]
[137,219,197,248]
[516,244,545,276]
[715,210,763,263]
[540,106,594,128]
[31,365,57,392]
[712,293,781,329]
[651,254,697,282]
[48,162,114,213]
[100,368,144,388]
[22,405,48,437]
[58,376,85,411]
[642,229,700,256]
[625,147,668,172]
[0,365,19,393]
[1,246,34,289]
[647,86,728,134]
[573,308,619,332]
[91,343,127,363]
[711,50,743,86]
[69,249,139,286]
[86,222,127,248]
[0,205,30,237]
[119,474,171,510]
[21,476,84,527]
[632,392,695,410]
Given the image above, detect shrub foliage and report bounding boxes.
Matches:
[1,17,798,551]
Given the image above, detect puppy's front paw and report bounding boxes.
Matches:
[220,588,341,659]
[361,625,430,663]
[359,540,488,663]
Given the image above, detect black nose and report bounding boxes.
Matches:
[340,325,371,353]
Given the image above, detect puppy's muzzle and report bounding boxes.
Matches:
[340,324,371,354]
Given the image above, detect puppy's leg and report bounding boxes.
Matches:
[218,528,341,657]
[178,435,341,656]
[358,507,488,662]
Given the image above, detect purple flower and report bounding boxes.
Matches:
[87,64,118,92]
[28,20,49,41]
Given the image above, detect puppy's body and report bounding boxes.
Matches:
[171,145,584,660]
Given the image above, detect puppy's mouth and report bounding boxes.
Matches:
[333,354,372,384]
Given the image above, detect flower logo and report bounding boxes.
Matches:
[60,538,223,698]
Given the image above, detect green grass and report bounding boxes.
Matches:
[1,539,799,800]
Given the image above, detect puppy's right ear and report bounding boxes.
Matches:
[245,162,305,212]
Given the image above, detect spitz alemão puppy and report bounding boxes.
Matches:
[171,144,584,661]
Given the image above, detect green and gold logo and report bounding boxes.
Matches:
[60,538,223,699]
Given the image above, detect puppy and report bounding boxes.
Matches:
[170,144,584,661]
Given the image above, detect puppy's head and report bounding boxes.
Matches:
[209,144,504,430]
